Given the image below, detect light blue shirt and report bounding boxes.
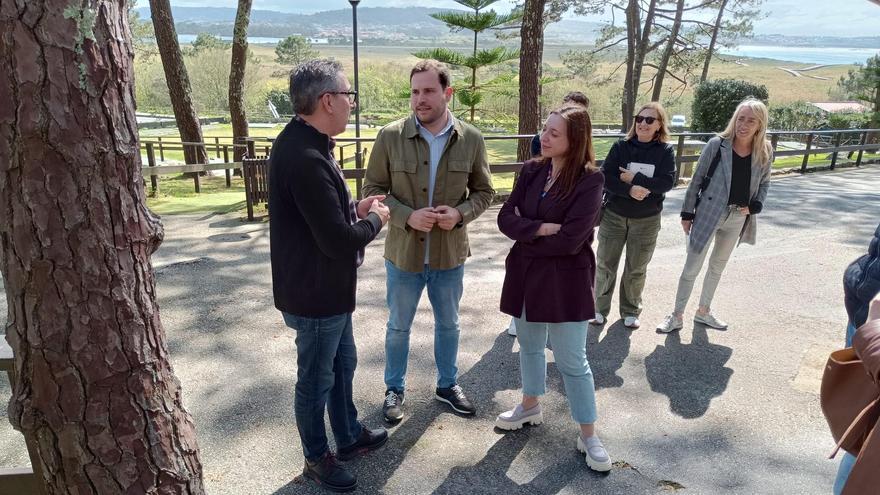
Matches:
[415,111,455,263]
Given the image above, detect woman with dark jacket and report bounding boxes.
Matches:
[591,102,676,329]
[494,105,611,472]
[833,221,880,494]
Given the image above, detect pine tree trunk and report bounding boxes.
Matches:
[229,0,252,163]
[0,1,205,493]
[623,0,657,130]
[517,0,546,162]
[701,0,728,83]
[149,0,207,165]
[651,0,685,102]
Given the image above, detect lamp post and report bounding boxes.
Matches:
[349,0,362,169]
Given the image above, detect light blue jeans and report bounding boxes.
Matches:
[833,322,858,494]
[514,309,598,424]
[384,260,464,393]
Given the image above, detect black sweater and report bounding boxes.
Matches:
[845,222,880,328]
[269,118,383,318]
[601,138,676,219]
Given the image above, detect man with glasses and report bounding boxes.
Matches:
[364,59,495,422]
[269,59,390,493]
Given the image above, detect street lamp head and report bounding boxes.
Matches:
[349,0,360,6]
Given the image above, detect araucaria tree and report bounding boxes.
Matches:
[415,0,523,122]
[0,1,205,493]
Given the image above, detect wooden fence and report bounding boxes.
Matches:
[140,128,880,198]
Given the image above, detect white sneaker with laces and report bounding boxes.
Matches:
[588,313,606,325]
[623,316,640,329]
[694,311,728,329]
[578,434,612,472]
[656,313,683,333]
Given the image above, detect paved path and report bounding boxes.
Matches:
[2,166,879,494]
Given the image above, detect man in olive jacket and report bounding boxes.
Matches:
[363,60,494,422]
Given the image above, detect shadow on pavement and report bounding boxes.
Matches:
[644,325,733,419]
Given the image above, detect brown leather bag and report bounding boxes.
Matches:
[820,347,880,457]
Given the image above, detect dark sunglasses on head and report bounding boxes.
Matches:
[634,116,657,125]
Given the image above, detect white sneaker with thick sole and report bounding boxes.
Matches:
[507,318,517,336]
[694,311,728,329]
[588,313,606,325]
[495,403,543,430]
[623,316,640,329]
[656,314,683,333]
[577,434,612,472]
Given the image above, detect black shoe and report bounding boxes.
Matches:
[337,424,388,461]
[383,390,405,422]
[435,384,476,415]
[303,451,357,493]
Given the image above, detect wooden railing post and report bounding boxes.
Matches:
[856,131,868,167]
[2,341,48,495]
[247,139,256,158]
[770,134,779,164]
[801,133,813,173]
[674,134,685,183]
[157,136,165,161]
[146,142,158,196]
[830,132,842,170]
[223,145,232,188]
[214,136,221,159]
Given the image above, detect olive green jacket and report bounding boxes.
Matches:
[363,114,495,273]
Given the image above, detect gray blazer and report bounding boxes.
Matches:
[682,137,771,253]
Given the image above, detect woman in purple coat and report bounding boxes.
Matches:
[494,104,610,472]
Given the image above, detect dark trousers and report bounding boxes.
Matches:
[284,312,361,461]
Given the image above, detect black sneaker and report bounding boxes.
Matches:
[435,384,476,415]
[303,451,356,492]
[383,390,405,422]
[337,423,388,461]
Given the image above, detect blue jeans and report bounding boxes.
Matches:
[833,322,859,494]
[514,309,598,425]
[384,260,464,393]
[284,312,361,461]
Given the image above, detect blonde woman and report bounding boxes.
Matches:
[590,102,676,329]
[657,98,772,333]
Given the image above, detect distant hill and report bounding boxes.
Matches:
[135,6,602,43]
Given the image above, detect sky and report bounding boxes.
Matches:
[165,0,880,37]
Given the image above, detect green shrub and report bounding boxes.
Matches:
[769,101,825,131]
[827,111,872,130]
[691,79,769,135]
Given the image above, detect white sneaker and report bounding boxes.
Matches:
[623,316,640,329]
[656,314,683,333]
[495,403,543,430]
[588,313,606,325]
[694,311,728,329]
[578,434,612,472]
[507,319,517,336]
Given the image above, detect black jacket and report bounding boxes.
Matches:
[601,138,676,219]
[269,118,382,318]
[845,222,880,328]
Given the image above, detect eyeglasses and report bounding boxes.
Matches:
[634,115,657,125]
[324,91,358,104]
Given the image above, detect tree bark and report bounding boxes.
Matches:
[701,0,728,83]
[229,0,252,162]
[517,0,547,162]
[0,1,205,493]
[149,0,207,165]
[651,0,685,101]
[622,0,657,130]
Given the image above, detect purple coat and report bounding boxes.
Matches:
[498,160,605,323]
